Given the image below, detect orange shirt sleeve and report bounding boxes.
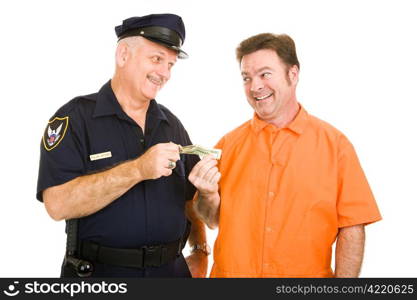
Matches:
[336,134,382,227]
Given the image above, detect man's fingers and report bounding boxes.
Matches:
[166,142,181,152]
[154,142,180,154]
[205,167,219,182]
[189,157,207,178]
[210,172,221,184]
[151,144,179,162]
[195,158,217,178]
[166,153,180,162]
[162,168,173,177]
[188,155,219,185]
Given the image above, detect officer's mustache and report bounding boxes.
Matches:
[147,74,166,86]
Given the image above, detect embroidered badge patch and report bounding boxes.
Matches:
[42,116,69,151]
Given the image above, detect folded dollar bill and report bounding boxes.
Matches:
[179,144,222,160]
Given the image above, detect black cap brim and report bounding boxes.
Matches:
[145,37,188,59]
[118,26,189,59]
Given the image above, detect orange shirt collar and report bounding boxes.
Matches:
[250,103,309,135]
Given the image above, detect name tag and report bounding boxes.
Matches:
[90,151,112,161]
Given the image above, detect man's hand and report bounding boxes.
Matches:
[136,142,180,180]
[188,155,221,196]
[189,155,221,229]
[185,251,208,278]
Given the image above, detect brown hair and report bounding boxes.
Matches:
[236,33,300,70]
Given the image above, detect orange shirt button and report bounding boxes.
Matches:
[268,191,275,197]
[266,227,273,232]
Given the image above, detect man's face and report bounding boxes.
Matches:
[124,38,177,101]
[241,49,297,123]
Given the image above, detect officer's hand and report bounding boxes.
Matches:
[185,251,208,278]
[136,142,180,180]
[188,155,221,196]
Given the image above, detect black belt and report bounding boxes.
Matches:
[80,239,183,269]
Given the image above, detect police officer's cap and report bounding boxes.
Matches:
[115,14,188,59]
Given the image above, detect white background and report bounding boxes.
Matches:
[0,0,416,277]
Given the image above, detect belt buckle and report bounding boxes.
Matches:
[143,245,162,268]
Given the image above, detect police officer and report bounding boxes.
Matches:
[36,14,210,277]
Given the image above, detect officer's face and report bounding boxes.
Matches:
[125,38,177,101]
[240,49,298,123]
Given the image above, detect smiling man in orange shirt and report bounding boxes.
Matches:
[189,33,381,277]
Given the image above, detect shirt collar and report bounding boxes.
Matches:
[250,103,309,135]
[93,80,169,124]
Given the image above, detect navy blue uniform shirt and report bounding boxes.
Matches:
[37,81,199,276]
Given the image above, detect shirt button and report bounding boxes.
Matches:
[266,227,273,233]
[268,191,275,197]
[140,139,145,144]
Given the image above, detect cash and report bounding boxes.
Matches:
[179,144,222,160]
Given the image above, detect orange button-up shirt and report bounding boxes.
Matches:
[210,105,381,277]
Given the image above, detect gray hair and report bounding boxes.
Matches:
[117,36,144,53]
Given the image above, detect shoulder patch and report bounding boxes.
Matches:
[42,116,69,151]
